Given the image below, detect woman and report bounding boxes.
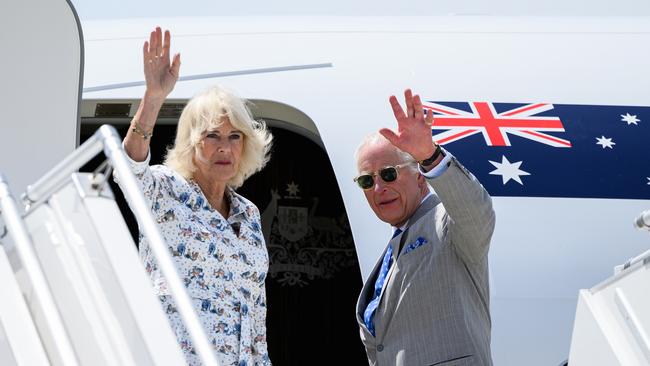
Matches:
[121,27,273,366]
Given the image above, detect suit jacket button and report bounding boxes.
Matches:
[377,344,384,352]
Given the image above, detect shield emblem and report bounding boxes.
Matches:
[277,205,308,242]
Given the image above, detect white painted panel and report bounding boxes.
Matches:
[0,0,81,200]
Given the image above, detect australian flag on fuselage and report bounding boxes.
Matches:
[425,101,650,200]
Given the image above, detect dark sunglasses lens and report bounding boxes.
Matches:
[379,167,398,182]
[356,175,374,189]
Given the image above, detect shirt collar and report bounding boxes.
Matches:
[226,186,247,220]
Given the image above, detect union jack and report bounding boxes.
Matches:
[424,101,572,148]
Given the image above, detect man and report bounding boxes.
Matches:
[354,89,495,365]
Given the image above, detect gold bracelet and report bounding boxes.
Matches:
[131,119,153,140]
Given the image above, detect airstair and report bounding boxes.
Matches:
[568,212,650,366]
[0,125,221,366]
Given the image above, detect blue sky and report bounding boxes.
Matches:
[70,0,650,19]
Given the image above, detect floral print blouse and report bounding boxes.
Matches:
[123,153,271,366]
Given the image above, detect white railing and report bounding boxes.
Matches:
[18,124,220,366]
[0,173,78,366]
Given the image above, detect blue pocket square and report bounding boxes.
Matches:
[403,237,429,254]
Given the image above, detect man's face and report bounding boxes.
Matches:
[356,140,425,227]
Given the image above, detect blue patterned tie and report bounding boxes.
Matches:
[363,228,402,337]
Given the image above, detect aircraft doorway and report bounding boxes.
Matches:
[80,114,367,365]
[238,125,366,365]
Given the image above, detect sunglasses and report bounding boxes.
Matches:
[353,162,415,190]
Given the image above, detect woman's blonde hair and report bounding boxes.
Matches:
[164,86,273,188]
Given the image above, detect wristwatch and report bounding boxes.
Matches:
[420,144,444,167]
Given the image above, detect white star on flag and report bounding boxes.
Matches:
[596,136,616,149]
[489,156,531,185]
[620,113,640,125]
[647,177,650,185]
[286,181,300,196]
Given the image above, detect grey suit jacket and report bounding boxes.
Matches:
[356,157,496,366]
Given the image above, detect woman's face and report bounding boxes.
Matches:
[193,117,244,185]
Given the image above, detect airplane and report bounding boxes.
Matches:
[1,0,650,365]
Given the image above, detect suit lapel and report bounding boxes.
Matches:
[357,195,442,337]
[395,194,440,256]
[374,194,441,337]
[356,245,389,327]
[383,195,439,299]
[372,232,402,339]
[356,226,407,337]
[378,232,403,303]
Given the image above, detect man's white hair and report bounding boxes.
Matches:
[354,132,417,172]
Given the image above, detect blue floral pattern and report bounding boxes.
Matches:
[123,154,271,366]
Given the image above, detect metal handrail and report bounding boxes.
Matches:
[622,209,650,270]
[21,125,220,366]
[0,173,80,366]
[622,248,650,271]
[634,210,650,231]
[22,132,104,206]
